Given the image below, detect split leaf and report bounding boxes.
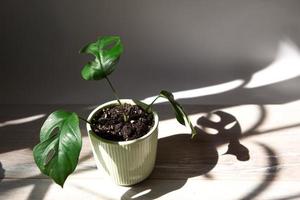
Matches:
[80,36,123,80]
[33,110,82,187]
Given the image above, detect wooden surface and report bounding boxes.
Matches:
[1,102,300,200]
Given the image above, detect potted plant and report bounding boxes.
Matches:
[33,35,196,187]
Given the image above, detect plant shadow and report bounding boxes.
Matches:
[122,111,249,199]
[121,134,218,200]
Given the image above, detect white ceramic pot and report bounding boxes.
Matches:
[87,99,159,186]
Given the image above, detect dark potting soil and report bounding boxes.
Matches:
[91,103,154,141]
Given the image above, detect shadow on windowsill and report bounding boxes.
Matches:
[122,111,249,199]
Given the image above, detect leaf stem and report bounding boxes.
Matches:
[146,95,161,112]
[78,116,92,125]
[104,76,128,121]
[105,76,122,106]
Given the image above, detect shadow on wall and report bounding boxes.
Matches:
[1,1,300,104]
[142,38,300,105]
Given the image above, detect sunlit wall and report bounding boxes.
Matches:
[1,0,300,104]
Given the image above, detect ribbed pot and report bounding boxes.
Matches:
[87,99,159,186]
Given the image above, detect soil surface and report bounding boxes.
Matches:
[91,103,154,141]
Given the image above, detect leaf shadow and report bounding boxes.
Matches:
[122,111,251,199]
[239,142,279,200]
[121,133,218,200]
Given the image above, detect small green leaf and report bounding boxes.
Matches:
[33,110,82,187]
[159,90,196,137]
[80,36,123,80]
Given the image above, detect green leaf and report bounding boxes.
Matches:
[80,36,123,80]
[33,110,82,187]
[159,90,196,137]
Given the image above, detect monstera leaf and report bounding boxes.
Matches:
[33,110,82,187]
[80,36,123,80]
[159,90,196,137]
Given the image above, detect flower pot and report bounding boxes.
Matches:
[86,99,159,186]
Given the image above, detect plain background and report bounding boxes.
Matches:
[1,0,300,105]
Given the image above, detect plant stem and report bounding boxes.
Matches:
[146,95,161,112]
[105,76,122,106]
[104,76,128,121]
[78,116,92,125]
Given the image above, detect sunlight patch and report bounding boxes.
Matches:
[0,114,46,128]
[131,189,151,199]
[143,79,244,104]
[245,39,300,88]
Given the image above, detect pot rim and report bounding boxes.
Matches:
[87,99,159,145]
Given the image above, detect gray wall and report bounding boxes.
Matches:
[1,0,300,104]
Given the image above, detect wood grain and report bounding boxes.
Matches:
[1,103,300,199]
